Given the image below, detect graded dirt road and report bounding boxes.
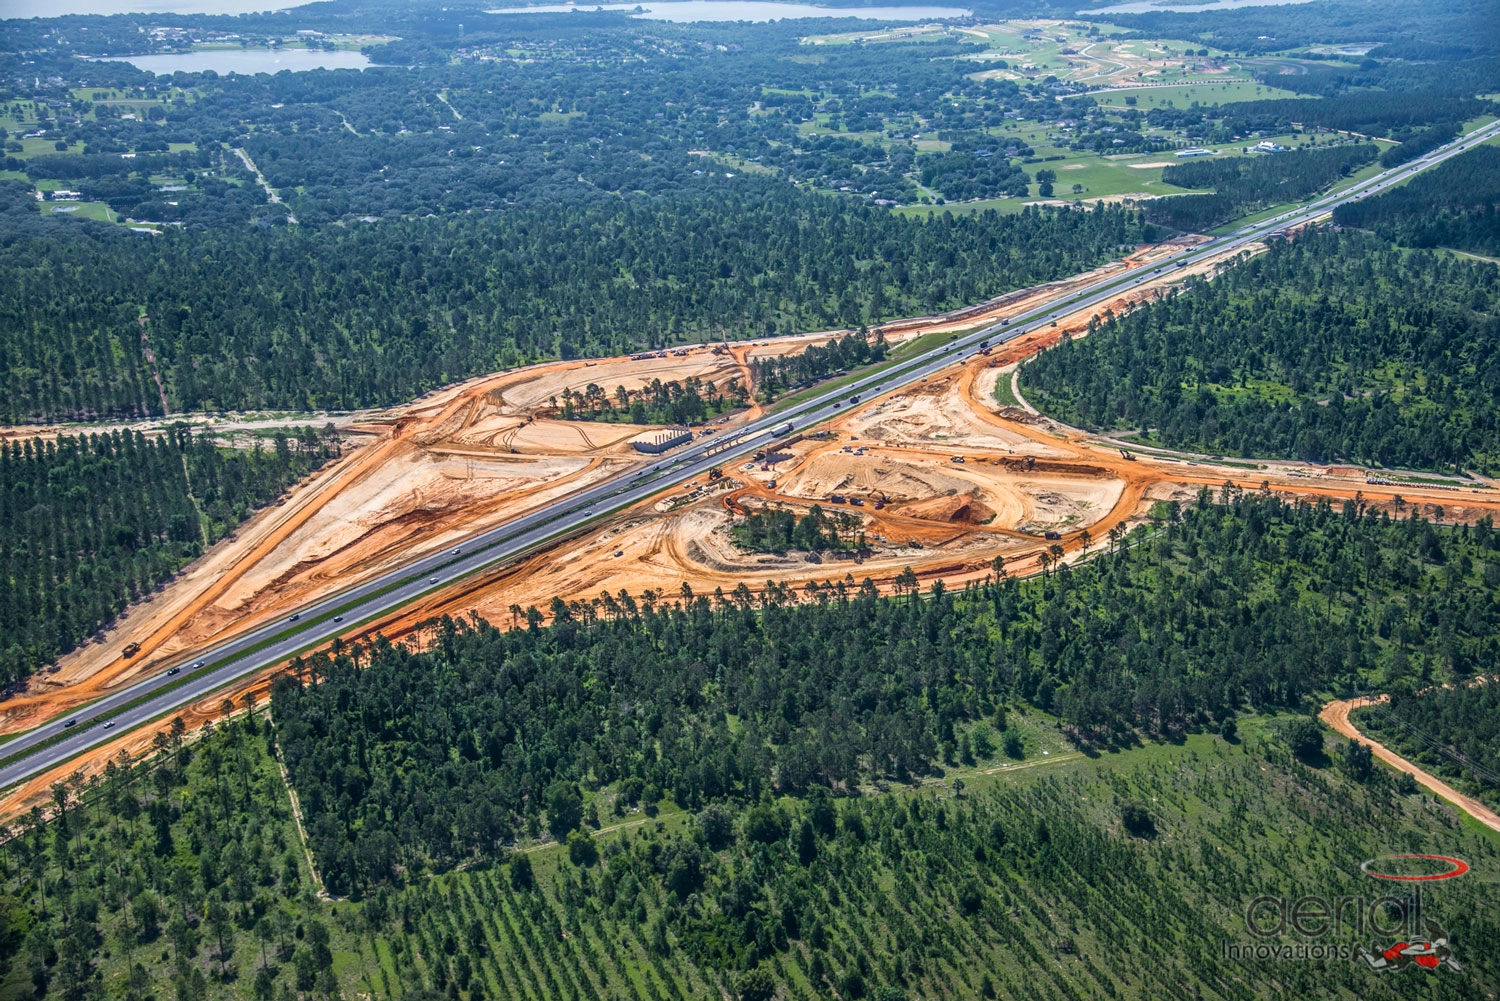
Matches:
[1320,695,1500,835]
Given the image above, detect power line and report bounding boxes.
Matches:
[1355,697,1500,789]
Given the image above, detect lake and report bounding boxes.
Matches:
[1080,0,1319,14]
[90,48,372,75]
[5,0,312,15]
[489,1,971,22]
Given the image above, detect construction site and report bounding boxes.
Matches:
[4,231,1500,821]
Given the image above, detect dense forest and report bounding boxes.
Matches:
[1355,681,1500,810]
[0,187,1146,422]
[1022,230,1500,470]
[0,426,339,685]
[1145,144,1376,233]
[7,497,1500,999]
[6,701,1499,1001]
[1333,146,1500,256]
[272,492,1500,892]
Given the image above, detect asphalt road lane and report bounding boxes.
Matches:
[3,119,1495,792]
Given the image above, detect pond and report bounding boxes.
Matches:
[8,0,312,15]
[489,1,971,22]
[89,48,373,76]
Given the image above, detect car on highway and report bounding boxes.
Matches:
[289,613,300,621]
[103,721,115,729]
[64,719,76,728]
[334,615,344,623]
[192,660,205,668]
[429,577,439,584]
[451,548,461,555]
[167,666,180,676]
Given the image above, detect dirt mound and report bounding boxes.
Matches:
[898,491,995,525]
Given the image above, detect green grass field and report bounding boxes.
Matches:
[1091,80,1308,109]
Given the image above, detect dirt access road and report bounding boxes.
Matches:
[1321,695,1500,834]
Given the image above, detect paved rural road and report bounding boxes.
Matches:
[4,119,1497,792]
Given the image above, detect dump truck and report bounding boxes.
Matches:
[122,642,141,658]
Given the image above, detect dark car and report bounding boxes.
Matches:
[64,719,77,728]
[334,615,344,623]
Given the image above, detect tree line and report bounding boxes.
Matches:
[750,330,888,402]
[1333,145,1500,256]
[731,506,865,554]
[1022,229,1500,470]
[0,425,339,684]
[1355,681,1500,810]
[8,693,1498,1001]
[1145,143,1376,233]
[271,490,1500,893]
[1,186,1147,422]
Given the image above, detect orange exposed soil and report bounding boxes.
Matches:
[6,235,1500,823]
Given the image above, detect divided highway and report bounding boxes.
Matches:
[4,119,1496,793]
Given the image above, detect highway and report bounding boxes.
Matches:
[3,118,1496,793]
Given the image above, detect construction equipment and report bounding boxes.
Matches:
[1120,449,1136,461]
[708,466,723,481]
[122,642,141,658]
